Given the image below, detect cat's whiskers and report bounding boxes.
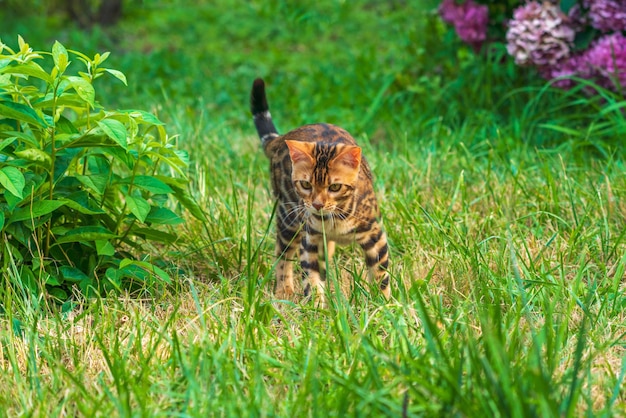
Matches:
[333,205,370,224]
[282,202,308,227]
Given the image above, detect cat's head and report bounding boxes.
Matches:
[285,140,361,214]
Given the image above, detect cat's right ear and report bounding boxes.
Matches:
[285,140,315,165]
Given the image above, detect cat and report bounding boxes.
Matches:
[250,78,390,307]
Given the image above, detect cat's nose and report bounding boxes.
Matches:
[312,202,324,211]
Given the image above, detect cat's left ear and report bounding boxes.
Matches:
[285,140,315,166]
[332,145,361,170]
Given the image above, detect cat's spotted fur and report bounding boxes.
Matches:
[251,78,390,306]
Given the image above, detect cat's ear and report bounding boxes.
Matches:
[285,140,315,165]
[332,145,361,170]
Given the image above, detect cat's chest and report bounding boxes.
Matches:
[305,215,358,244]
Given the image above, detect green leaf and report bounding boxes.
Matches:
[60,198,106,215]
[97,118,128,149]
[120,259,171,284]
[93,51,111,65]
[9,200,66,223]
[76,174,108,195]
[0,131,40,148]
[119,109,164,125]
[573,28,597,52]
[55,114,79,134]
[145,151,186,176]
[104,68,127,85]
[0,101,48,128]
[125,176,173,194]
[0,62,52,83]
[560,0,577,13]
[0,166,25,198]
[60,266,90,283]
[0,136,16,152]
[144,207,184,225]
[126,195,151,223]
[17,35,27,53]
[47,287,68,301]
[66,76,95,107]
[130,227,177,244]
[34,95,90,110]
[54,226,117,245]
[14,148,52,167]
[0,211,4,230]
[46,275,62,286]
[170,184,207,221]
[95,239,115,256]
[52,41,69,73]
[4,188,22,211]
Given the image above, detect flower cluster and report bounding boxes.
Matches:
[505,1,576,67]
[585,0,626,32]
[541,32,626,90]
[580,32,626,90]
[438,0,489,51]
[438,0,626,93]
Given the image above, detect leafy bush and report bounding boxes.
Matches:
[0,36,203,302]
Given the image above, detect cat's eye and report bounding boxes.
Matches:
[299,181,312,190]
[328,184,342,192]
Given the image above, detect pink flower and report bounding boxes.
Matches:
[439,0,489,50]
[585,0,626,32]
[439,0,464,24]
[540,53,590,89]
[542,32,626,93]
[456,3,489,48]
[506,1,576,67]
[584,32,626,91]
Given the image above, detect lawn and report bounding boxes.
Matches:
[0,0,625,416]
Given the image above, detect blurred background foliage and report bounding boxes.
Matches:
[1,0,622,152]
[0,0,548,144]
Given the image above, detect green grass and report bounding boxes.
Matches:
[1,0,626,416]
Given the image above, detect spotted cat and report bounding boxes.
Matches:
[251,78,390,306]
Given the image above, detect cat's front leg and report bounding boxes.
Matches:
[275,258,295,300]
[300,233,327,307]
[274,229,299,300]
[358,223,391,299]
[319,240,335,282]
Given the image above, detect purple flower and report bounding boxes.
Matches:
[506,1,576,67]
[585,32,626,91]
[585,0,626,32]
[542,32,626,93]
[439,0,463,24]
[439,0,489,50]
[541,52,597,89]
[456,3,489,48]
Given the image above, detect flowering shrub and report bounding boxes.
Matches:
[438,0,626,93]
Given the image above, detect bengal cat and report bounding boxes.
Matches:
[250,78,390,307]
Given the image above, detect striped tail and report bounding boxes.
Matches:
[251,78,279,146]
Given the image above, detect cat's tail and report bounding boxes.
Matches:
[251,78,279,148]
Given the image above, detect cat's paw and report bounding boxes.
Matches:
[314,294,328,309]
[275,284,295,300]
[300,289,327,309]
